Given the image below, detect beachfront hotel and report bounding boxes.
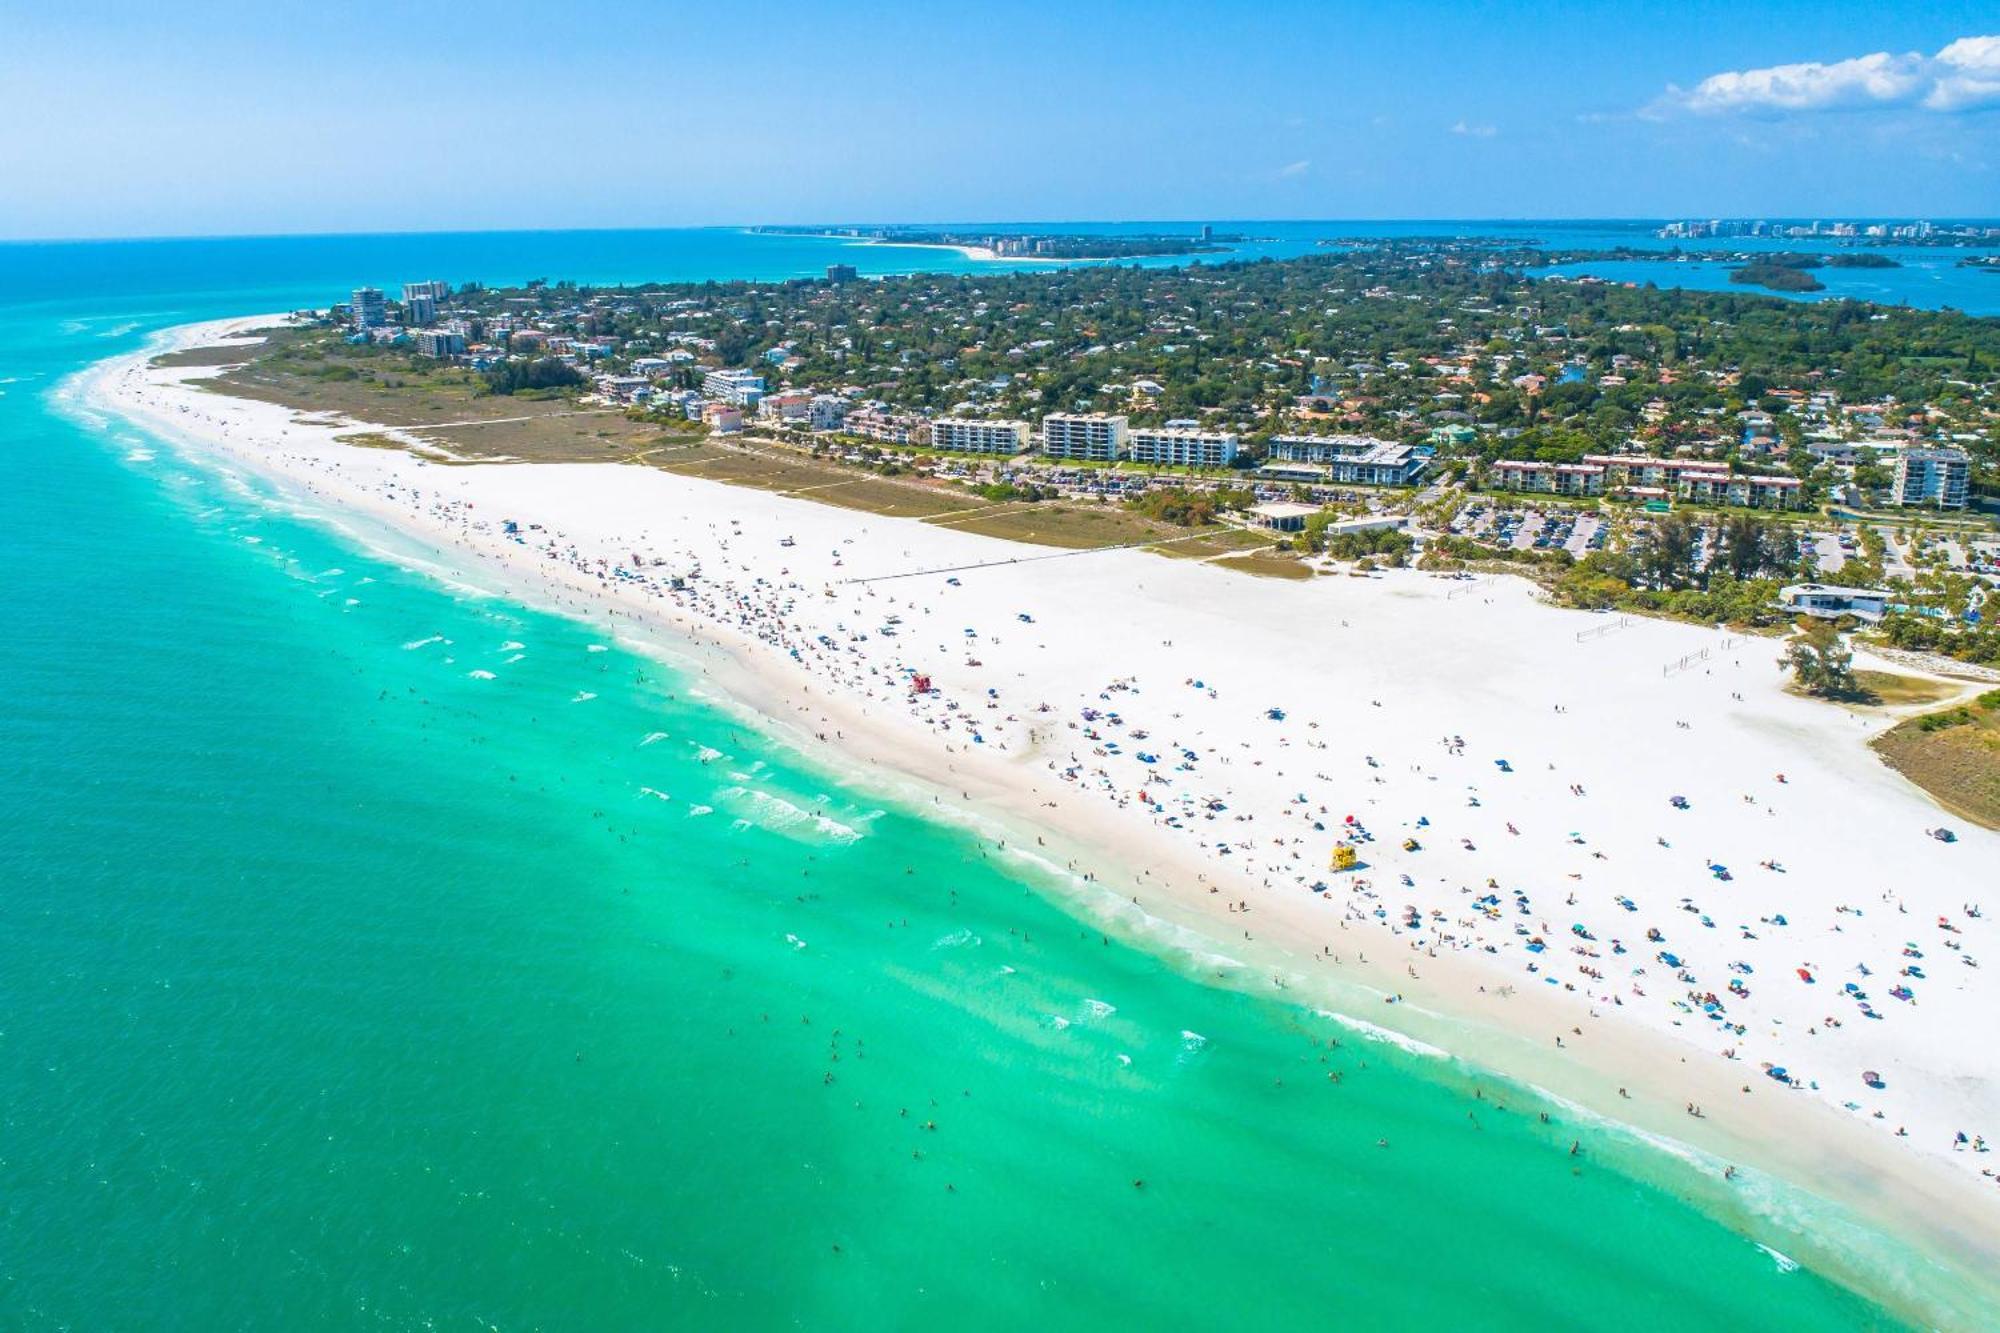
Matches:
[931,417,1032,455]
[1266,435,1431,486]
[1891,446,1972,510]
[1041,413,1129,461]
[1128,426,1239,468]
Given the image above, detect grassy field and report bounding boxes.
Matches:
[150,333,288,368]
[1151,528,1280,560]
[411,413,676,464]
[194,326,568,428]
[1213,552,1317,580]
[1851,670,1964,709]
[180,330,1286,572]
[933,504,1184,549]
[1872,689,2000,830]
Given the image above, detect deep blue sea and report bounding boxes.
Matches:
[0,225,1988,1330]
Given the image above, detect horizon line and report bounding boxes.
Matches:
[6,215,2000,247]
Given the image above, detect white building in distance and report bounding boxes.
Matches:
[931,417,1031,454]
[1128,427,1239,468]
[1042,413,1129,461]
[1892,447,1971,509]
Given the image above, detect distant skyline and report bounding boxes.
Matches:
[3,1,1997,241]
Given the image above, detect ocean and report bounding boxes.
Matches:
[0,226,1971,1329]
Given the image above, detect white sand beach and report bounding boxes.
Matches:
[78,315,2000,1299]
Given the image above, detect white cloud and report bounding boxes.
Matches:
[1450,119,1497,138]
[1652,35,2000,116]
[1276,159,1311,178]
[1929,35,2000,111]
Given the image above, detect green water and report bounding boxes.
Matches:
[0,237,1931,1329]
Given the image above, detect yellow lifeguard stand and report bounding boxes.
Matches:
[1329,843,1358,872]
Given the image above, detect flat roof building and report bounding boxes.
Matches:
[1892,447,1971,510]
[349,287,386,330]
[702,368,766,407]
[1250,501,1320,533]
[1781,583,1890,622]
[1488,460,1606,497]
[931,417,1031,455]
[1129,427,1238,468]
[1268,435,1430,487]
[1042,413,1129,462]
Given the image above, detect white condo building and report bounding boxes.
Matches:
[931,417,1031,454]
[1041,413,1129,461]
[702,368,766,407]
[1891,447,1971,509]
[349,287,386,329]
[1267,435,1431,486]
[1127,426,1239,468]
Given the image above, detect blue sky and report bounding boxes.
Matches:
[2,0,1996,238]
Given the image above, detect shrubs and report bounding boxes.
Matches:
[483,357,584,396]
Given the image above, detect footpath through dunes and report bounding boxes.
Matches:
[171,321,1320,573]
[104,315,2000,1325]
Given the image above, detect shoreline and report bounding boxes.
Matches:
[71,314,2000,1325]
[754,229,1165,265]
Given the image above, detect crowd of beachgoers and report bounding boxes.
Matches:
[83,319,2000,1225]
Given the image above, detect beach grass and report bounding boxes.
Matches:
[800,477,982,519]
[1213,551,1318,579]
[1871,690,2000,830]
[412,413,673,464]
[1850,671,1963,709]
[1151,529,1281,559]
[150,343,262,368]
[936,504,1183,549]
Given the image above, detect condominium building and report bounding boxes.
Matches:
[1490,457,1804,508]
[1041,413,1129,461]
[413,329,465,358]
[844,405,922,444]
[1891,446,1971,509]
[1128,427,1239,468]
[757,389,815,422]
[402,280,449,303]
[1488,460,1606,497]
[931,417,1031,455]
[808,394,849,432]
[349,287,386,329]
[702,368,766,407]
[403,294,437,326]
[1267,435,1431,486]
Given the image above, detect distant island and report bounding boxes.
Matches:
[1730,263,1824,292]
[754,225,1241,260]
[1726,251,1899,292]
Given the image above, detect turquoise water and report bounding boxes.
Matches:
[0,231,1949,1329]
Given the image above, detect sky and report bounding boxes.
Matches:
[1,0,1996,239]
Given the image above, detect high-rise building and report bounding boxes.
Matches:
[1891,446,1971,509]
[349,287,386,329]
[403,294,437,325]
[402,280,449,302]
[826,264,859,283]
[1041,413,1128,461]
[414,329,466,358]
